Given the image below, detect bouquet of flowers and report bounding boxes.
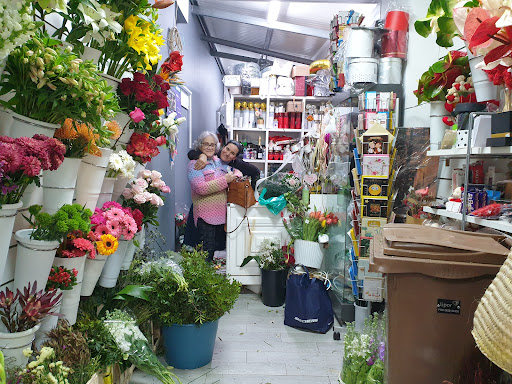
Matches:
[283,209,339,243]
[103,309,181,384]
[241,238,292,271]
[175,212,187,227]
[0,281,62,333]
[160,51,184,86]
[342,314,385,384]
[90,201,138,241]
[0,0,41,61]
[46,266,78,291]
[56,230,96,259]
[125,132,161,164]
[106,149,136,179]
[121,169,169,226]
[1,34,120,131]
[258,172,301,199]
[13,347,71,383]
[119,72,170,128]
[23,203,92,243]
[0,135,66,206]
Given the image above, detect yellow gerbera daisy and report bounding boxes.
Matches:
[96,234,118,255]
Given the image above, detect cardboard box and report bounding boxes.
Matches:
[294,76,306,96]
[291,65,310,78]
[222,75,241,87]
[268,59,293,77]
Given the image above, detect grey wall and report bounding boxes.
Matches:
[146,4,224,252]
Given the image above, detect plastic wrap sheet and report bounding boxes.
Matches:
[307,69,331,96]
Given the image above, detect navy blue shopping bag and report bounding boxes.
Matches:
[284,265,334,334]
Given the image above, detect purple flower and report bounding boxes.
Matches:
[378,341,385,362]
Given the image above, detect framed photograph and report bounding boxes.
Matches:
[362,134,389,155]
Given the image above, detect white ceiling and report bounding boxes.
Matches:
[191,0,382,74]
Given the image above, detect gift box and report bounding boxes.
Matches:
[491,111,512,134]
[294,76,306,96]
[223,75,241,87]
[291,65,310,78]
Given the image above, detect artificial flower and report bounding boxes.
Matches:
[96,234,118,255]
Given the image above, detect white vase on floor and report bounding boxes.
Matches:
[75,148,113,210]
[14,229,60,293]
[0,201,22,278]
[42,157,82,214]
[81,255,108,296]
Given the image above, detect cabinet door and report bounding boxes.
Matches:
[226,204,290,281]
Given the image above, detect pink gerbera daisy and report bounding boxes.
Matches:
[72,238,94,252]
[105,207,125,221]
[102,201,122,211]
[94,224,110,239]
[106,220,121,238]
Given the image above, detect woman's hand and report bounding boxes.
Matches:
[194,154,208,170]
[225,172,237,183]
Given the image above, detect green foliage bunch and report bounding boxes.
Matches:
[24,204,92,242]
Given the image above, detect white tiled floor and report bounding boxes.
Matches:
[131,291,345,384]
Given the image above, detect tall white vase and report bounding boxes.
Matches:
[111,162,146,202]
[75,148,113,210]
[110,112,133,151]
[81,255,108,296]
[98,240,129,288]
[52,255,86,324]
[97,177,117,208]
[100,73,122,93]
[8,110,60,139]
[14,229,60,293]
[42,157,82,214]
[0,324,40,369]
[467,49,499,102]
[0,202,22,277]
[429,101,450,151]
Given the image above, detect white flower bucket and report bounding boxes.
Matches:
[8,110,60,139]
[97,177,117,208]
[80,46,102,64]
[0,108,13,136]
[294,239,324,269]
[0,324,40,369]
[75,148,112,210]
[81,255,108,296]
[0,201,22,278]
[100,73,122,93]
[139,225,146,249]
[121,227,144,270]
[98,240,129,288]
[59,285,82,325]
[42,157,82,214]
[20,182,43,208]
[14,229,60,293]
[354,302,371,332]
[53,255,87,284]
[35,290,61,348]
[429,101,450,151]
[467,50,499,102]
[110,112,133,151]
[112,162,145,202]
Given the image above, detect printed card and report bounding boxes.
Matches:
[362,197,388,218]
[365,111,389,131]
[362,155,390,176]
[362,134,389,155]
[361,217,387,238]
[362,176,389,198]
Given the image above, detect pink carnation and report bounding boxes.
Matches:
[160,185,171,193]
[131,184,144,195]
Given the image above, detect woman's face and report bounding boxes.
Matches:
[201,136,217,158]
[220,143,239,163]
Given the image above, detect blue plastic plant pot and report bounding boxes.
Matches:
[162,319,219,369]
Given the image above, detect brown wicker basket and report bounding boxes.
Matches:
[472,251,512,374]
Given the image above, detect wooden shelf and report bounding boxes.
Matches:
[423,206,512,233]
[427,146,512,158]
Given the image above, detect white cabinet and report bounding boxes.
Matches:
[226,203,290,285]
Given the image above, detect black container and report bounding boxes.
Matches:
[453,103,486,131]
[261,268,288,307]
[491,111,512,134]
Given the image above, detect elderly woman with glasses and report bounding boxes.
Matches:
[187,131,241,262]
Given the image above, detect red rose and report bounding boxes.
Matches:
[153,74,164,85]
[133,72,147,83]
[153,91,169,109]
[135,88,155,103]
[119,78,134,96]
[159,81,170,92]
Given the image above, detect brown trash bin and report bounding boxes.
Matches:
[369,224,509,384]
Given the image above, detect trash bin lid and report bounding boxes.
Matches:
[369,225,507,279]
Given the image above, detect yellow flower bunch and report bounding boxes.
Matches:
[97,234,119,255]
[124,14,164,70]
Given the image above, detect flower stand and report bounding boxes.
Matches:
[0,201,22,277]
[7,110,60,139]
[97,177,117,208]
[13,229,60,293]
[294,239,325,269]
[81,255,108,296]
[42,157,82,214]
[75,148,113,210]
[53,255,87,325]
[0,324,40,369]
[98,240,129,288]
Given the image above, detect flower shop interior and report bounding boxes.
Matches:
[2,0,512,383]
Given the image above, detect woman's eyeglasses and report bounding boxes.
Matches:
[202,142,216,148]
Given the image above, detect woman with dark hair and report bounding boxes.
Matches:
[187,131,241,262]
[184,139,260,249]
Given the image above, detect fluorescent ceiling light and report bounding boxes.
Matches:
[267,0,281,24]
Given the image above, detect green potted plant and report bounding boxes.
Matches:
[122,246,241,369]
[241,238,293,307]
[14,204,92,294]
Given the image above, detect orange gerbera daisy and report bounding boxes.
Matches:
[96,234,119,255]
[105,120,121,140]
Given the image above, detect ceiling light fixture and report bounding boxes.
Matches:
[267,0,281,25]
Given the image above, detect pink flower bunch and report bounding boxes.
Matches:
[0,135,66,205]
[90,201,138,240]
[57,230,96,259]
[121,169,170,227]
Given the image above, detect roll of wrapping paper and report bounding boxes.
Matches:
[384,10,409,31]
[381,30,408,58]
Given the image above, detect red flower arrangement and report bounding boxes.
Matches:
[118,72,170,128]
[126,132,161,164]
[56,230,96,259]
[0,135,66,206]
[46,266,78,291]
[160,51,183,82]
